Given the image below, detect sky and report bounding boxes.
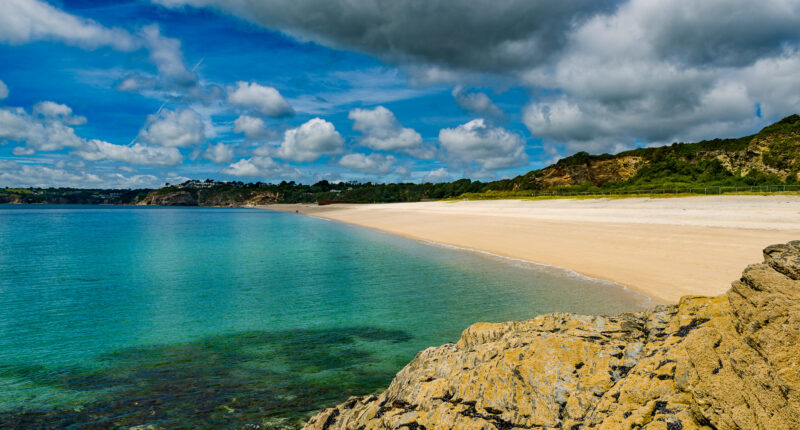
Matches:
[1,0,799,188]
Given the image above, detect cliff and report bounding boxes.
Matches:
[135,187,281,206]
[305,242,800,429]
[136,190,198,206]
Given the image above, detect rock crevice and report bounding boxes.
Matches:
[305,242,800,429]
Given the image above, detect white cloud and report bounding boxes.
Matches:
[0,80,8,100]
[0,0,137,51]
[202,142,234,164]
[423,167,452,183]
[452,86,505,121]
[140,24,197,87]
[233,115,271,139]
[439,119,527,169]
[275,118,344,162]
[339,153,396,174]
[518,0,800,154]
[0,160,162,188]
[154,0,800,156]
[12,146,35,156]
[221,156,300,178]
[75,140,183,166]
[227,81,294,117]
[348,106,432,158]
[32,101,87,125]
[138,108,205,148]
[116,75,158,92]
[741,50,800,119]
[0,106,84,153]
[0,101,188,167]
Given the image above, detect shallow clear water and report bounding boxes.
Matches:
[0,205,650,428]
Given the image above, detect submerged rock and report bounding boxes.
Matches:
[305,241,800,429]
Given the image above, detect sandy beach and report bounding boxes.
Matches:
[261,196,800,304]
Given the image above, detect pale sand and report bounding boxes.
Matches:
[260,196,800,304]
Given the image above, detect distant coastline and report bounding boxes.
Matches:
[4,114,800,207]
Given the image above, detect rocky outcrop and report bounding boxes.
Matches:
[136,190,197,206]
[531,156,645,189]
[305,242,800,429]
[136,189,282,206]
[0,194,21,203]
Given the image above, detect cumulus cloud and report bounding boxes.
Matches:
[227,82,294,117]
[221,156,300,178]
[741,50,800,119]
[338,153,396,174]
[75,140,183,166]
[0,102,187,167]
[140,24,197,87]
[152,0,613,73]
[627,0,800,68]
[523,84,757,154]
[32,101,87,125]
[156,0,800,156]
[116,75,158,92]
[138,108,205,147]
[0,80,8,100]
[233,115,271,140]
[275,118,343,162]
[348,106,431,158]
[0,160,162,188]
[114,25,209,100]
[0,106,84,153]
[202,142,234,164]
[519,0,800,153]
[422,167,452,183]
[0,0,137,50]
[439,119,527,170]
[452,86,505,121]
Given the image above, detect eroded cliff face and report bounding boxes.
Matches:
[136,190,197,206]
[306,242,800,429]
[531,156,645,189]
[136,189,282,206]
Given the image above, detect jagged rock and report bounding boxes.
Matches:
[305,242,800,429]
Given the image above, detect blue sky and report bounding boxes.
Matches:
[1,0,799,188]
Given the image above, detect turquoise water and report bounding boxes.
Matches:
[0,205,650,428]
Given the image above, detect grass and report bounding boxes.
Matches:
[0,188,33,194]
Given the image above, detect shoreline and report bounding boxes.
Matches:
[275,205,653,305]
[260,195,800,304]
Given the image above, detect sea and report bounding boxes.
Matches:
[0,205,650,428]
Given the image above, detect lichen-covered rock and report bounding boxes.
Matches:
[305,242,800,429]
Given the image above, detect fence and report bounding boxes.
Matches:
[526,185,800,198]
